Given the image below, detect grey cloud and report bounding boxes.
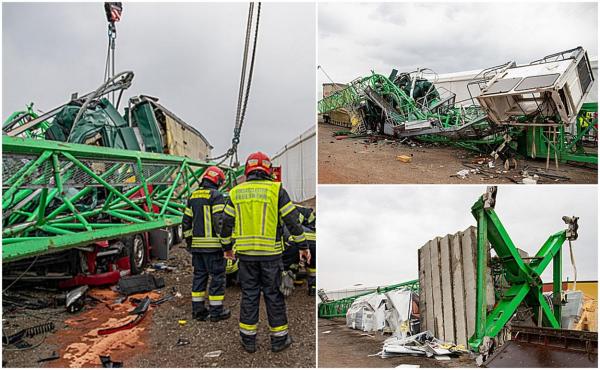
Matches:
[318,2,598,89]
[319,186,597,291]
[3,2,316,160]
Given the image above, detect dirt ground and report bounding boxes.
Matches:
[318,318,476,368]
[318,123,598,184]
[2,245,316,368]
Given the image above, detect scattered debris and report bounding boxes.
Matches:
[99,355,123,368]
[98,311,147,336]
[204,350,223,358]
[178,320,187,326]
[151,263,176,272]
[322,330,332,334]
[117,274,165,296]
[379,331,468,359]
[2,322,55,346]
[129,296,151,315]
[396,154,412,163]
[66,285,89,313]
[176,338,191,346]
[521,171,539,184]
[37,351,60,363]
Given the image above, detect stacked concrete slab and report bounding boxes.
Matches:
[418,226,495,346]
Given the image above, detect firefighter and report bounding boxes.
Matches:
[220,151,310,353]
[182,166,231,322]
[296,205,316,296]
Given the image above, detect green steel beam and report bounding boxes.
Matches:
[2,136,241,263]
[3,216,181,261]
[468,186,570,351]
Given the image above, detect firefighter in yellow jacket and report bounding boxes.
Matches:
[182,166,230,322]
[220,151,310,353]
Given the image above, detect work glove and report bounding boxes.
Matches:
[280,270,295,297]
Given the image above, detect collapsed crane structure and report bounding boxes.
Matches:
[318,187,595,365]
[319,47,597,165]
[2,2,260,288]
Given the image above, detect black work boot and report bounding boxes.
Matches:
[308,286,316,296]
[209,308,231,322]
[271,335,293,352]
[240,335,257,353]
[193,309,209,321]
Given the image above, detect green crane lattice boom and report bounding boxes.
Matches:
[318,279,419,319]
[2,136,242,263]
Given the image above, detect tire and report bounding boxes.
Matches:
[125,234,147,275]
[172,225,183,246]
[166,227,174,250]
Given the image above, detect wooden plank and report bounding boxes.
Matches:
[430,237,445,339]
[439,235,455,344]
[451,231,468,346]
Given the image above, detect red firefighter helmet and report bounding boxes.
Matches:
[202,166,226,186]
[244,151,272,176]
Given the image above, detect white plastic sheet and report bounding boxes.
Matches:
[271,125,315,202]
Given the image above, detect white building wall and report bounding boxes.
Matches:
[272,125,316,203]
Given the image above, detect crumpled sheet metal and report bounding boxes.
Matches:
[379,331,469,359]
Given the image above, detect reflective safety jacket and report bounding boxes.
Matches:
[220,172,307,261]
[182,180,225,252]
[296,206,316,245]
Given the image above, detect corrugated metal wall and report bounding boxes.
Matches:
[418,226,495,346]
[271,125,316,203]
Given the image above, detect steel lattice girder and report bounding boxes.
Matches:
[318,279,419,319]
[317,72,504,146]
[2,136,240,263]
[468,187,568,351]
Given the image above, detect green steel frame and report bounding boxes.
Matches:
[2,103,51,139]
[318,279,419,319]
[468,187,572,351]
[524,102,598,164]
[2,136,241,263]
[318,72,503,148]
[319,72,597,164]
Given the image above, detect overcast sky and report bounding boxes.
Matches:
[318,2,598,92]
[319,185,598,291]
[3,2,315,159]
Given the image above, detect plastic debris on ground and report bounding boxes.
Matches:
[378,331,468,359]
[99,355,123,368]
[397,155,412,163]
[204,350,223,358]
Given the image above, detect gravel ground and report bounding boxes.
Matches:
[318,318,476,368]
[2,245,316,368]
[318,123,598,184]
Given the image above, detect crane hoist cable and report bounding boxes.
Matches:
[103,2,123,105]
[209,2,261,167]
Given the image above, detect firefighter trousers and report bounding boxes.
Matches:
[307,243,316,294]
[238,259,288,346]
[192,252,226,315]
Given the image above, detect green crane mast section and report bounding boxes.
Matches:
[469,186,579,351]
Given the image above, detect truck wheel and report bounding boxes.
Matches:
[125,234,147,275]
[173,225,183,245]
[166,227,174,249]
